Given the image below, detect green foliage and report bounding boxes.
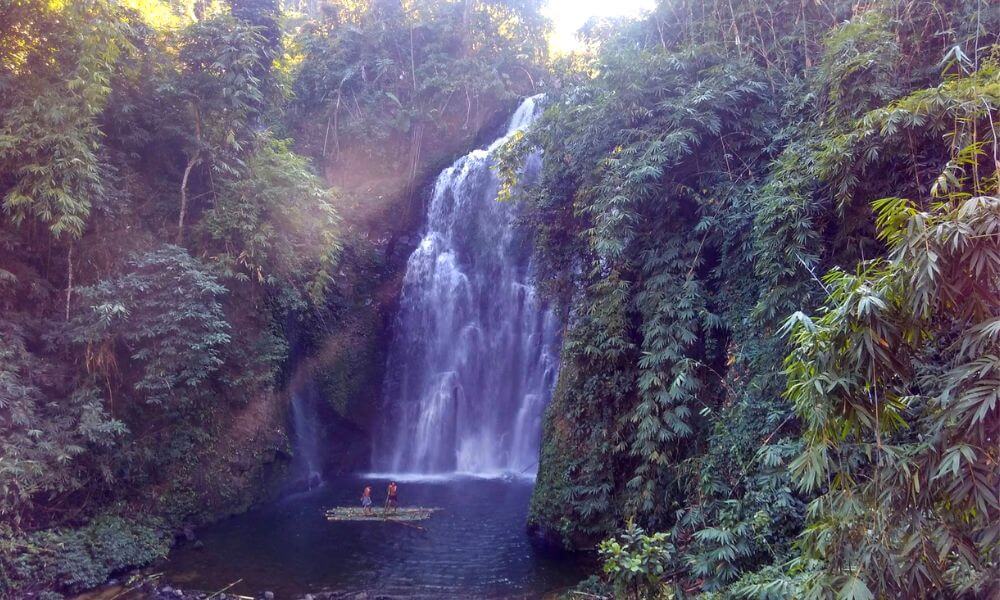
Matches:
[165,12,275,243]
[70,246,231,406]
[197,136,340,305]
[289,0,548,188]
[762,61,999,598]
[599,519,676,600]
[3,514,170,594]
[0,322,125,530]
[512,41,779,548]
[512,26,787,580]
[507,0,999,596]
[0,0,133,239]
[0,0,344,593]
[782,194,998,597]
[175,13,267,154]
[817,10,900,119]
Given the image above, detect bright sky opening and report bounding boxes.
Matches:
[543,0,657,53]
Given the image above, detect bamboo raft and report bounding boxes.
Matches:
[324,506,440,522]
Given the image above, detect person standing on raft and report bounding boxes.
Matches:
[386,481,398,514]
[361,485,373,515]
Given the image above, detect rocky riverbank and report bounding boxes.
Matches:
[150,587,388,600]
[79,579,426,600]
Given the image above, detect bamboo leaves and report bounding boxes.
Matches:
[0,0,133,240]
[783,193,999,596]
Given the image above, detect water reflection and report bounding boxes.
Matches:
[161,476,588,598]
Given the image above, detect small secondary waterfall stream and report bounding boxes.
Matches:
[289,381,323,487]
[375,96,559,475]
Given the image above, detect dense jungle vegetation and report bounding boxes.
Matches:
[0,0,544,595]
[500,0,999,598]
[1,0,997,598]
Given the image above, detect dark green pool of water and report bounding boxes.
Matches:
[159,475,588,598]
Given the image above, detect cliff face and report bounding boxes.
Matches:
[528,363,602,550]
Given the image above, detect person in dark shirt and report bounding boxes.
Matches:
[386,481,398,514]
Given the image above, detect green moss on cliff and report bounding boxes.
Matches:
[528,402,577,546]
[529,363,617,549]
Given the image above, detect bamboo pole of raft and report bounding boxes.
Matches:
[206,578,243,600]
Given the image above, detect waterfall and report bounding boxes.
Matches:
[374,96,559,476]
[290,381,323,487]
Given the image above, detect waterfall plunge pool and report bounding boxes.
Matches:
[159,97,589,599]
[158,475,590,598]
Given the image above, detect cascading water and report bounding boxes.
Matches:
[375,95,559,476]
[290,381,323,487]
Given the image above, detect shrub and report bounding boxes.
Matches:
[598,519,675,600]
[3,514,170,594]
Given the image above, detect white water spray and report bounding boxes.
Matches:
[375,96,559,476]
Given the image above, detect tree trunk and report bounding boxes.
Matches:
[409,25,418,91]
[65,243,73,321]
[178,103,202,245]
[406,122,424,218]
[177,152,198,244]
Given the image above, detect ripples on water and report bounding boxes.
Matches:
[160,476,589,598]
